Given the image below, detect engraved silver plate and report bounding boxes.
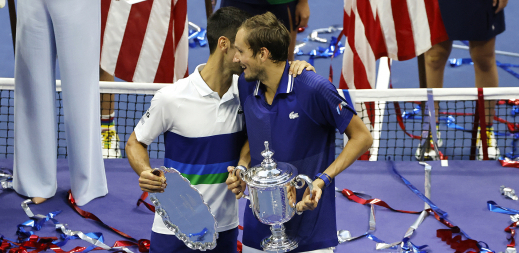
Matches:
[149,166,218,251]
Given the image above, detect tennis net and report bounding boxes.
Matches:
[0,78,517,161]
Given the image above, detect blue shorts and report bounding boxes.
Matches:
[438,0,505,41]
[149,227,239,253]
[220,0,298,31]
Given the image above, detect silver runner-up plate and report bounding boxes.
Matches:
[149,166,218,251]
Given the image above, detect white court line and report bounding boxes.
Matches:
[452,44,519,58]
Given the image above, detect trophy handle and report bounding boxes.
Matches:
[232,165,250,201]
[292,174,313,199]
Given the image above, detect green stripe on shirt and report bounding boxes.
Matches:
[267,0,296,4]
[181,172,229,185]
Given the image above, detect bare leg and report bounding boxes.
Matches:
[424,40,453,121]
[99,67,121,158]
[100,67,115,116]
[469,38,498,125]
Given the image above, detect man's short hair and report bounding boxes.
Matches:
[239,12,290,63]
[207,7,251,54]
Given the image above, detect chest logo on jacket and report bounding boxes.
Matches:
[289,111,299,119]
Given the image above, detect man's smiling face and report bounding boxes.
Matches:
[233,28,263,82]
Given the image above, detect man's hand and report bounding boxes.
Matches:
[295,0,310,29]
[138,169,167,193]
[226,166,247,199]
[295,180,323,213]
[494,0,508,13]
[287,184,297,208]
[289,60,315,77]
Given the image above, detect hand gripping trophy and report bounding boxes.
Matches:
[234,141,314,252]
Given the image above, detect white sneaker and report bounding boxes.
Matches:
[415,142,439,161]
[477,127,500,160]
[102,130,122,159]
[435,125,443,148]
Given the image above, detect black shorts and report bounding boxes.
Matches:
[220,0,298,31]
[438,0,505,41]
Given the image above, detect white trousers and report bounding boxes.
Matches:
[13,0,108,206]
[242,245,335,253]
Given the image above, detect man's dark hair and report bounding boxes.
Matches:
[239,12,290,63]
[207,7,251,54]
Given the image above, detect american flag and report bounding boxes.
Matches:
[339,0,448,160]
[340,0,448,90]
[100,0,189,83]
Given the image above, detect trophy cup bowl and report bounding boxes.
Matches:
[234,141,313,252]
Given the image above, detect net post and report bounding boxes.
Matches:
[417,54,430,161]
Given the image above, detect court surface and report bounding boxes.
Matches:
[0,1,518,252]
[1,159,518,252]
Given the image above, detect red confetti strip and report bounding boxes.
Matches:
[436,228,480,253]
[136,192,155,213]
[341,188,422,214]
[504,221,518,248]
[339,189,487,252]
[67,190,151,252]
[500,159,519,168]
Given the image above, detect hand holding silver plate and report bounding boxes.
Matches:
[149,166,218,251]
[233,141,314,252]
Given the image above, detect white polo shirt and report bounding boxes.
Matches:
[134,64,245,234]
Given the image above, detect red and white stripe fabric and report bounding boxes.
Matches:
[340,0,448,90]
[100,0,189,83]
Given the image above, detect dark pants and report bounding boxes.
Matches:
[149,227,239,253]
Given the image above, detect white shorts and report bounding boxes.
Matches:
[242,245,335,253]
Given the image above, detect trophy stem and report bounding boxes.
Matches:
[270,224,285,238]
[261,224,298,252]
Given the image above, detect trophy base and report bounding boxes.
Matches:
[261,224,298,252]
[261,236,298,253]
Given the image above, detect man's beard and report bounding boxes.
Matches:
[244,67,265,82]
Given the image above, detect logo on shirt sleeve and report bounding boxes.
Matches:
[139,110,150,125]
[336,101,348,115]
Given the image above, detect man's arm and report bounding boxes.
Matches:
[126,131,166,193]
[297,115,373,212]
[226,140,251,199]
[321,115,372,183]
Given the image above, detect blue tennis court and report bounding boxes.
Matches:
[1,1,519,252]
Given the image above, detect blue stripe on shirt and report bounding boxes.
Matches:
[164,158,238,175]
[164,131,246,165]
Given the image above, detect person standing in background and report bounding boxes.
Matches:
[99,0,190,158]
[420,0,508,160]
[13,0,108,206]
[220,0,309,61]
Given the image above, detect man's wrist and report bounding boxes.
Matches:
[314,173,332,188]
[314,178,326,189]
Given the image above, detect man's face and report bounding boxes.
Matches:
[233,28,262,82]
[225,43,244,76]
